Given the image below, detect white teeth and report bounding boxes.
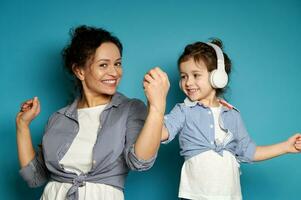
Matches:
[102,80,116,84]
[188,89,198,92]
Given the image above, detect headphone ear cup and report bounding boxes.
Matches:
[209,69,217,88]
[210,69,228,88]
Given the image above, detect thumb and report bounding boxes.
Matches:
[32,97,41,115]
[31,97,38,110]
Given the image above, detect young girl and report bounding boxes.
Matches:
[159,39,301,200]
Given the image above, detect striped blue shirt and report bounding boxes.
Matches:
[163,98,256,163]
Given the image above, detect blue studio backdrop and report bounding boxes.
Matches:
[1,0,300,199]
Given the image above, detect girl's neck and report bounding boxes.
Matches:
[199,98,220,107]
[198,93,220,107]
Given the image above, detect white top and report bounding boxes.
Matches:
[41,104,124,200]
[178,106,242,200]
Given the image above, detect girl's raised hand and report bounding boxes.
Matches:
[286,133,301,153]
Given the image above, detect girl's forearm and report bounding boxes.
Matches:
[254,142,288,161]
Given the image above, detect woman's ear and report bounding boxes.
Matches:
[72,64,85,81]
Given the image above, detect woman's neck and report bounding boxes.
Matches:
[78,93,112,108]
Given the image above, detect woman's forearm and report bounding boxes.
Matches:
[134,67,169,160]
[16,123,36,168]
[134,105,164,160]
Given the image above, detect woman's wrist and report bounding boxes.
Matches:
[148,104,165,117]
[16,120,30,131]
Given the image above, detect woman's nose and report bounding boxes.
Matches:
[107,65,118,76]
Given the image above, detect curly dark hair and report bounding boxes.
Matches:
[62,25,123,97]
[177,38,232,97]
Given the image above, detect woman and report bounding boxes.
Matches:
[16,25,169,200]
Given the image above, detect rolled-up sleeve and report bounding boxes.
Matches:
[235,113,256,163]
[162,104,185,144]
[124,99,156,171]
[19,147,49,187]
[18,113,57,187]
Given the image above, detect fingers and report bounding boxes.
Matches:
[292,133,301,141]
[20,99,33,112]
[152,67,168,81]
[20,97,39,112]
[295,133,301,144]
[143,67,170,95]
[295,142,301,151]
[295,144,301,149]
[143,80,148,88]
[154,67,170,86]
[144,67,169,84]
[292,133,301,152]
[144,68,159,84]
[144,74,154,84]
[149,67,161,79]
[16,97,40,126]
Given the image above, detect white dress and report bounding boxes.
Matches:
[41,104,124,200]
[178,106,242,200]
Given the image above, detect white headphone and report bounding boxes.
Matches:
[206,42,228,89]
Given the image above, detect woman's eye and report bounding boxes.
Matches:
[115,62,122,67]
[99,63,108,68]
[194,74,201,78]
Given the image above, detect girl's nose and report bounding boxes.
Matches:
[185,76,193,86]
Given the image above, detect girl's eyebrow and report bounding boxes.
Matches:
[191,70,203,73]
[180,70,203,74]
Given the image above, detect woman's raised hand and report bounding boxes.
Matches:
[143,67,170,115]
[16,97,41,127]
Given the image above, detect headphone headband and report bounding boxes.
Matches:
[206,42,225,72]
[206,42,228,88]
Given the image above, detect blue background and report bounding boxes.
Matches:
[1,0,300,199]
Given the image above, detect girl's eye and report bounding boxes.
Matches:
[180,73,186,79]
[194,74,201,78]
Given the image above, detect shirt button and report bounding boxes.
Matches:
[208,111,211,115]
[93,160,96,165]
[210,124,214,128]
[210,141,214,145]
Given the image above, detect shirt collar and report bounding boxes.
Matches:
[58,92,127,118]
[184,97,199,107]
[183,97,238,111]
